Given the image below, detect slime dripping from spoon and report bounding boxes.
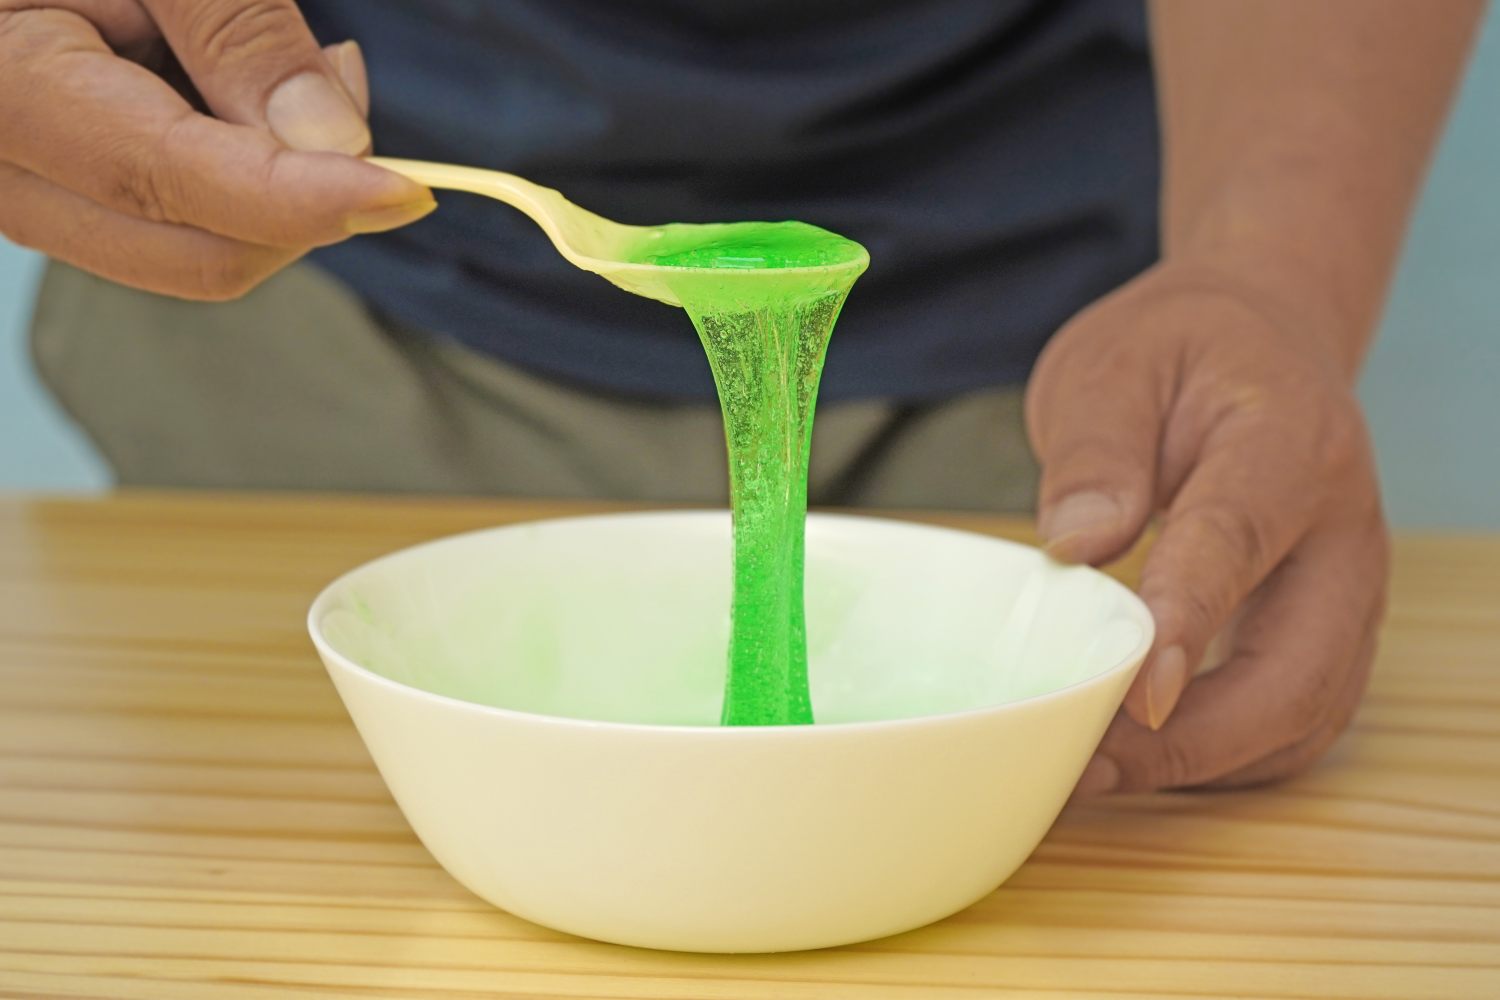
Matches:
[368,159,868,726]
[631,222,867,725]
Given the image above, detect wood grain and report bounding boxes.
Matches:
[0,492,1496,999]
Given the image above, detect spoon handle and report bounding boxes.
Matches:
[362,156,662,300]
[367,157,559,213]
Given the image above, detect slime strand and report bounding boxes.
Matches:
[631,221,867,726]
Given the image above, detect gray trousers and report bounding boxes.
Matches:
[30,262,1038,511]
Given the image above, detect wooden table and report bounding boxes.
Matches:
[0,493,1496,999]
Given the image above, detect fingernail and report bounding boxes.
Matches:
[1041,491,1121,555]
[266,71,371,155]
[329,41,369,118]
[1146,645,1189,731]
[346,199,438,235]
[1074,755,1119,797]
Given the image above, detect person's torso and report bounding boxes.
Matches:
[303,0,1159,401]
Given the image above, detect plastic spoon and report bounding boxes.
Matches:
[366,157,866,307]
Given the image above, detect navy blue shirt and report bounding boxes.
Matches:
[302,0,1159,402]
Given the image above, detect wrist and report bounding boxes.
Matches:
[1143,251,1375,380]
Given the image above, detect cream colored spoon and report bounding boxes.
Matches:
[367,157,868,307]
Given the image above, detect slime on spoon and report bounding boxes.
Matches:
[634,221,868,271]
[629,221,868,726]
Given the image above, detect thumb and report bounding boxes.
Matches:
[141,0,370,154]
[323,40,369,118]
[1025,333,1164,566]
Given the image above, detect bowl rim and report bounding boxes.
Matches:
[307,510,1155,738]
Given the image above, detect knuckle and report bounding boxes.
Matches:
[0,7,75,64]
[106,138,174,224]
[180,0,297,63]
[1040,440,1146,498]
[108,164,165,222]
[105,116,198,225]
[1151,733,1203,791]
[1287,664,1342,735]
[1150,504,1271,638]
[0,6,36,44]
[254,151,308,242]
[191,248,269,301]
[1195,503,1272,579]
[1027,332,1124,425]
[1312,396,1369,477]
[1107,727,1205,794]
[1171,583,1220,641]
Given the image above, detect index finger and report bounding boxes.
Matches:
[1091,512,1384,793]
[1128,412,1329,729]
[0,10,431,247]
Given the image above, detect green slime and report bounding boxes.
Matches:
[629,221,868,726]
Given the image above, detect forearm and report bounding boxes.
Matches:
[1149,0,1483,375]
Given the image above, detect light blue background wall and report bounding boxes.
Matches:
[0,249,107,490]
[1,12,1497,525]
[1358,6,1500,529]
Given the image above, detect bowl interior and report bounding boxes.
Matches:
[314,513,1150,726]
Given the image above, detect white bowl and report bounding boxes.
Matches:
[308,512,1152,953]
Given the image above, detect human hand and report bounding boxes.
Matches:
[1025,263,1389,794]
[0,0,434,300]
